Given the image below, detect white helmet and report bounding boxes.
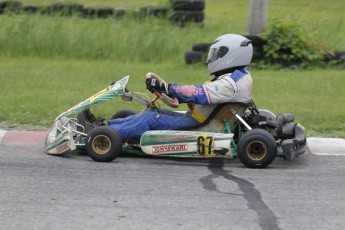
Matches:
[206,34,253,75]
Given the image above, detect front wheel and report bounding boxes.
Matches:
[237,129,277,168]
[85,126,122,162]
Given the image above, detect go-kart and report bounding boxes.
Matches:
[45,74,307,168]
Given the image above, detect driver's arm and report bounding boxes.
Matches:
[168,83,209,104]
[145,75,207,104]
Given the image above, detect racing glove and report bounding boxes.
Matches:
[145,77,169,95]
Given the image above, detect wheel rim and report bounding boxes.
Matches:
[246,140,267,161]
[92,135,111,155]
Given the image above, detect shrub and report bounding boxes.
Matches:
[261,18,329,68]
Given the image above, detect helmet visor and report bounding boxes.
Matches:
[206,46,229,64]
[206,47,218,64]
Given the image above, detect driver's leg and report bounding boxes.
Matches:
[109,111,199,140]
[159,108,187,117]
[108,114,138,125]
[108,109,185,126]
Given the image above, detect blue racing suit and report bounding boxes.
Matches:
[108,68,252,140]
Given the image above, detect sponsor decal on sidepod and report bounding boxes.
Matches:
[152,144,188,153]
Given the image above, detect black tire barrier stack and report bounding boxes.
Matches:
[0,1,170,20]
[169,0,205,27]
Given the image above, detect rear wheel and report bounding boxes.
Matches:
[85,126,122,162]
[237,129,276,168]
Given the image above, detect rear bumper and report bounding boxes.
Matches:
[281,124,307,161]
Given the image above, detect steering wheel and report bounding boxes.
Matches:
[146,72,179,108]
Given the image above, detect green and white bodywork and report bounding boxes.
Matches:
[45,76,129,154]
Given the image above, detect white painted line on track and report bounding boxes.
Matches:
[0,129,7,144]
[307,137,345,156]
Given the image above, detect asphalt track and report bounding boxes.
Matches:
[0,129,345,230]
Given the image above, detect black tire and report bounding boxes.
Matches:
[237,129,277,168]
[184,50,205,64]
[0,1,22,13]
[113,7,127,19]
[96,7,114,18]
[170,0,205,11]
[169,10,204,24]
[85,126,122,162]
[111,109,137,120]
[334,51,345,61]
[47,3,83,16]
[243,35,266,47]
[23,5,41,14]
[137,6,170,18]
[192,43,211,52]
[150,7,170,18]
[80,7,96,18]
[252,50,264,61]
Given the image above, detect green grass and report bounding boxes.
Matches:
[0,0,344,137]
[1,0,344,54]
[0,15,193,62]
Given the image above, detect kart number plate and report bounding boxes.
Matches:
[197,134,215,156]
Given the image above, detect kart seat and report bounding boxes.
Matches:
[183,101,253,133]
